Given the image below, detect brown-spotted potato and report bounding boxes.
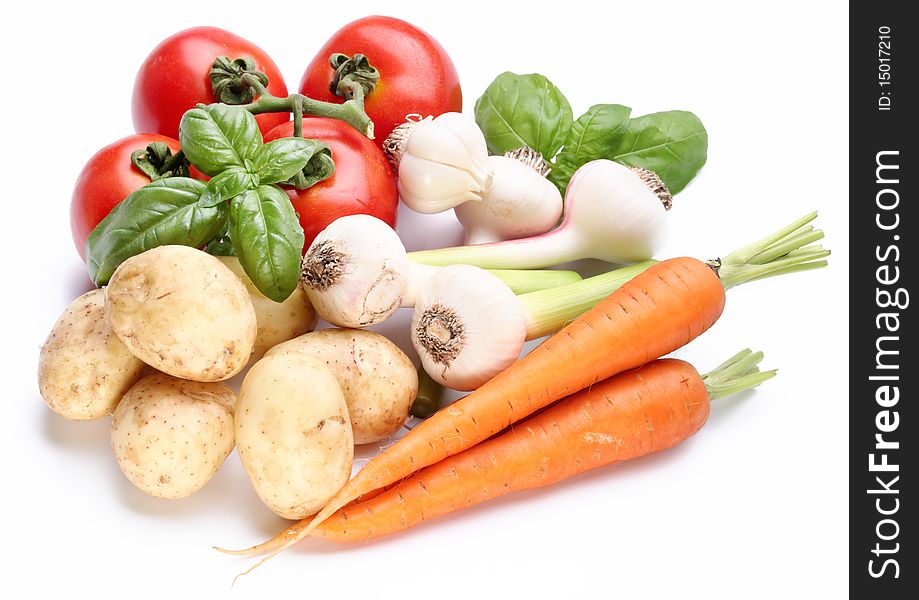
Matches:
[235,352,353,519]
[267,329,417,444]
[111,373,236,499]
[38,289,146,420]
[104,246,257,381]
[217,255,317,361]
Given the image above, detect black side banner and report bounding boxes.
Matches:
[850,2,914,596]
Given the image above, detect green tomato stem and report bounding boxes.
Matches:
[237,73,374,139]
[329,53,380,100]
[130,142,191,181]
[293,96,303,139]
[209,56,270,105]
[336,78,367,106]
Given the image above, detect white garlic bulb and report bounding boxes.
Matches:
[300,215,409,328]
[455,153,563,245]
[412,264,527,391]
[408,159,672,269]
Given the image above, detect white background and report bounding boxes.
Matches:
[0,1,848,598]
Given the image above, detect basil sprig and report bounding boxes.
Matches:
[85,104,328,302]
[474,73,708,195]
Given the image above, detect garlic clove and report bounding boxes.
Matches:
[430,113,492,181]
[412,264,527,391]
[398,153,488,214]
[405,114,486,174]
[395,112,495,215]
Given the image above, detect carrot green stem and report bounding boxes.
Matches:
[702,349,777,400]
[722,212,816,263]
[750,229,820,264]
[715,212,830,290]
[746,258,829,283]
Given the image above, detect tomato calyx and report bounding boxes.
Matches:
[328,53,380,101]
[287,145,336,190]
[130,142,191,181]
[209,56,271,104]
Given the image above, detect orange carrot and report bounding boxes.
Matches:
[227,213,826,566]
[225,350,773,549]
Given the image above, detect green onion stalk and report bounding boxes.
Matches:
[410,213,829,391]
[521,212,829,338]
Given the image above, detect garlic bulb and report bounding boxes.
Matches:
[412,265,527,391]
[455,153,563,245]
[562,160,671,263]
[408,159,672,269]
[386,115,563,242]
[386,113,493,214]
[300,215,585,328]
[300,215,409,328]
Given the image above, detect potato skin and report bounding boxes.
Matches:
[236,353,353,519]
[111,373,235,499]
[267,329,417,444]
[104,246,257,381]
[217,256,317,361]
[38,289,146,420]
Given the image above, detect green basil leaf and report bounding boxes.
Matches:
[229,185,304,302]
[179,104,262,176]
[253,137,329,185]
[199,167,258,207]
[85,178,226,285]
[604,110,708,194]
[474,72,573,158]
[548,104,633,192]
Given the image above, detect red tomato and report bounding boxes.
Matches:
[264,118,398,249]
[132,27,289,139]
[299,16,462,146]
[70,133,183,260]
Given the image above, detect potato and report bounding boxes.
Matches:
[104,246,257,381]
[236,353,353,519]
[38,289,146,420]
[217,256,317,361]
[267,329,418,444]
[111,373,235,499]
